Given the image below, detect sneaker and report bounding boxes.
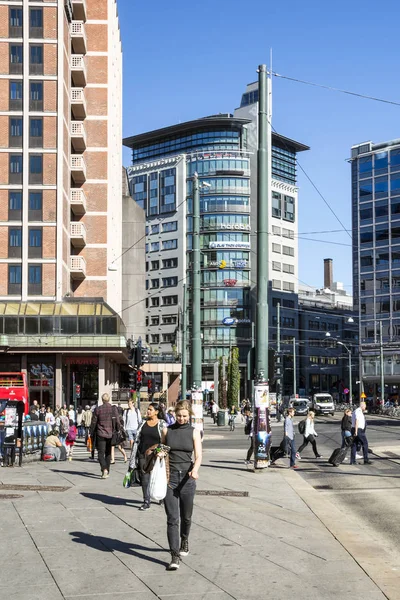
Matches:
[180,538,189,557]
[356,453,363,459]
[101,470,109,479]
[364,460,372,465]
[68,456,72,462]
[316,455,323,458]
[167,554,180,570]
[139,503,150,511]
[291,465,299,469]
[296,453,301,460]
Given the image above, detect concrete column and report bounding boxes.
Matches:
[98,354,105,404]
[55,354,62,408]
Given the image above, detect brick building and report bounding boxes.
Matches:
[0,0,132,408]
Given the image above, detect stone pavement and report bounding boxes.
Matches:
[0,435,396,600]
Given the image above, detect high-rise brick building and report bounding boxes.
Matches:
[0,0,134,408]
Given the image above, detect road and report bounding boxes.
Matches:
[204,413,400,563]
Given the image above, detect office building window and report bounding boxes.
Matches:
[9,191,22,220]
[151,297,159,307]
[29,44,43,75]
[28,264,42,295]
[8,265,22,294]
[10,44,23,73]
[160,168,176,213]
[272,279,281,290]
[272,243,281,253]
[28,228,42,258]
[283,196,295,222]
[29,8,43,37]
[282,263,294,274]
[29,118,43,147]
[150,224,159,234]
[282,281,295,291]
[10,81,23,110]
[162,257,178,269]
[29,81,43,110]
[272,191,281,217]
[9,227,22,258]
[162,221,178,233]
[162,333,175,343]
[9,117,22,147]
[9,154,23,184]
[151,279,160,289]
[162,239,177,251]
[9,8,23,37]
[151,334,160,344]
[29,154,42,184]
[151,316,159,326]
[162,276,178,287]
[150,242,159,252]
[29,191,43,221]
[162,315,177,325]
[151,260,159,270]
[282,245,295,256]
[162,295,178,306]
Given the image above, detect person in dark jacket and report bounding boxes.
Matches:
[90,393,120,479]
[341,408,353,448]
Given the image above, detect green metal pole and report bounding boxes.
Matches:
[379,321,385,403]
[191,172,202,389]
[276,302,281,420]
[181,283,187,399]
[255,64,270,383]
[293,337,296,397]
[349,349,352,406]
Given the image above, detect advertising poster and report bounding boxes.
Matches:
[254,385,269,407]
[191,390,204,432]
[254,405,272,468]
[5,406,17,427]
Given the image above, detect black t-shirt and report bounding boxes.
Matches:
[138,422,160,455]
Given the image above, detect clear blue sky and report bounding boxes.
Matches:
[118,0,400,292]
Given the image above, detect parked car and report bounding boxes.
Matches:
[292,400,309,416]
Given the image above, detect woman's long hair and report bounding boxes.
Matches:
[148,402,166,422]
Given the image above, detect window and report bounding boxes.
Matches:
[28,265,42,295]
[162,333,175,343]
[28,228,42,258]
[162,258,178,269]
[282,263,294,274]
[282,245,295,257]
[151,260,159,270]
[8,265,22,294]
[150,224,159,234]
[162,221,177,233]
[282,228,294,239]
[29,191,42,221]
[272,192,281,217]
[151,334,160,344]
[162,239,178,251]
[360,207,373,221]
[150,242,159,252]
[162,315,177,325]
[29,45,43,75]
[151,297,159,307]
[10,81,22,110]
[9,227,22,258]
[272,225,281,235]
[151,279,160,289]
[9,8,23,36]
[284,195,295,222]
[309,320,320,330]
[10,45,23,73]
[9,191,22,220]
[29,81,43,111]
[162,295,178,306]
[29,118,43,147]
[10,154,22,184]
[272,279,281,290]
[162,276,178,287]
[9,118,22,147]
[272,261,281,271]
[29,154,42,184]
[160,168,176,213]
[29,9,43,37]
[282,281,295,291]
[272,243,281,253]
[151,316,159,326]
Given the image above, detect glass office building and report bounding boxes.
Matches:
[351,139,400,397]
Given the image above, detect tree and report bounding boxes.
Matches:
[227,347,240,408]
[218,356,227,409]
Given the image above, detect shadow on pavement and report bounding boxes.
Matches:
[50,469,101,479]
[70,531,167,566]
[81,492,142,506]
[201,463,249,472]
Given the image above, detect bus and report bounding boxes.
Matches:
[0,373,29,415]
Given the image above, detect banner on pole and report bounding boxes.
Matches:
[191,390,204,432]
[254,385,269,407]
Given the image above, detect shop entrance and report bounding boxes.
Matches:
[28,356,55,408]
[64,357,99,408]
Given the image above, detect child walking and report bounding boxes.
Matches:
[66,419,77,461]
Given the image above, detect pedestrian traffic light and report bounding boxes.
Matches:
[75,384,81,398]
[136,370,142,392]
[147,379,153,393]
[135,345,142,369]
[129,370,136,389]
[141,347,149,364]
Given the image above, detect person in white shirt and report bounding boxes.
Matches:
[211,402,219,424]
[124,399,142,449]
[297,411,322,459]
[68,405,76,424]
[350,401,371,465]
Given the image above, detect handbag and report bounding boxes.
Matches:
[111,408,127,446]
[149,456,168,501]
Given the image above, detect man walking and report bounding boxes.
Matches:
[123,399,142,450]
[350,401,372,465]
[271,407,298,468]
[90,393,120,478]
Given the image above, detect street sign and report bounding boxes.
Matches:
[361,392,366,399]
[343,388,349,395]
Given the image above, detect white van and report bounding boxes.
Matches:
[311,393,335,416]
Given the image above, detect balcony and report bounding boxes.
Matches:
[70,188,86,215]
[71,21,87,54]
[70,121,86,152]
[70,222,87,248]
[70,154,86,183]
[71,0,87,21]
[71,55,87,87]
[71,87,86,119]
[70,255,86,279]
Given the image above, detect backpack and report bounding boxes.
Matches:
[244,419,252,435]
[298,419,306,435]
[67,426,77,442]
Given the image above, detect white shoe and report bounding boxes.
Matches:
[356,453,363,459]
[296,453,301,460]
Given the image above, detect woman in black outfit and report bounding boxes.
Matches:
[129,402,165,511]
[161,400,202,571]
[341,407,353,448]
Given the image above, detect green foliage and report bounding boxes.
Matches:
[218,356,227,409]
[227,347,240,408]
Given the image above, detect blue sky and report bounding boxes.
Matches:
[118,0,400,292]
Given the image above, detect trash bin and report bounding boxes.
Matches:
[217,410,226,427]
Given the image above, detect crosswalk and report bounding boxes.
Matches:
[67,438,133,463]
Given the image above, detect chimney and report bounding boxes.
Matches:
[324,258,333,289]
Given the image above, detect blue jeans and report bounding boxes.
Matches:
[286,436,296,466]
[341,430,352,448]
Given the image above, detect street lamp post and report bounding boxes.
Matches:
[338,341,352,406]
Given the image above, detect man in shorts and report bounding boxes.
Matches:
[124,399,142,449]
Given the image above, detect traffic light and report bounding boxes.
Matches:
[129,370,136,389]
[75,384,81,398]
[136,370,142,391]
[141,347,149,364]
[147,378,153,393]
[134,345,142,369]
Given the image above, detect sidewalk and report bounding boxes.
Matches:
[0,432,394,599]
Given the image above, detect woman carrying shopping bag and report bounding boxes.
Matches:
[128,402,166,511]
[161,400,202,571]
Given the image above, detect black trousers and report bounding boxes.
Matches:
[164,470,196,556]
[298,434,319,457]
[138,455,151,505]
[246,438,253,461]
[97,436,112,472]
[351,428,368,463]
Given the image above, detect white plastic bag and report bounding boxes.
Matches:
[149,456,167,501]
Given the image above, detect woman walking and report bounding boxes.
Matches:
[66,419,77,461]
[161,400,202,571]
[341,407,353,448]
[129,402,166,511]
[297,411,322,458]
